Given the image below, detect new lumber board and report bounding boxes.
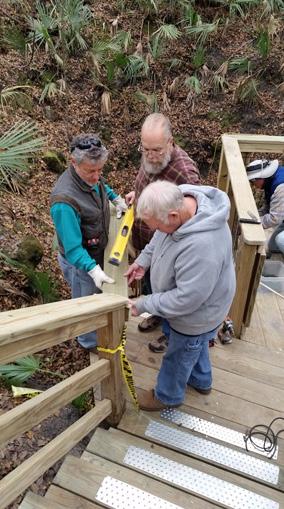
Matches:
[46,485,101,509]
[19,492,67,509]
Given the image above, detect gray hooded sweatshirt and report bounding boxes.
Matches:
[135,184,236,335]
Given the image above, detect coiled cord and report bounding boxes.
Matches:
[244,417,284,459]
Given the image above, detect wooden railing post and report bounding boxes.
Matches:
[229,237,257,337]
[217,148,228,191]
[97,307,126,426]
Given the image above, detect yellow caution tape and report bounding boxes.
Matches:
[97,325,139,411]
[12,385,43,398]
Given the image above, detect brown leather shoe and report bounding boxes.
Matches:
[137,389,167,411]
[137,388,181,411]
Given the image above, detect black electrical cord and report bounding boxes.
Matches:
[244,417,284,459]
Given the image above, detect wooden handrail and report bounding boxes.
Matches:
[0,294,128,364]
[0,294,128,343]
[218,133,284,337]
[227,133,284,153]
[222,135,265,246]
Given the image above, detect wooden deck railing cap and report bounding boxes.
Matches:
[222,135,266,246]
[0,293,128,344]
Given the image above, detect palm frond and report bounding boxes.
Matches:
[234,76,259,104]
[212,74,229,94]
[228,56,252,74]
[211,0,258,17]
[125,55,149,83]
[0,356,41,385]
[56,0,92,53]
[0,121,44,192]
[0,86,33,110]
[261,0,284,16]
[148,36,164,61]
[186,20,220,45]
[135,90,159,112]
[183,4,201,27]
[2,26,27,53]
[256,29,271,58]
[113,30,132,52]
[191,46,206,69]
[153,24,181,41]
[184,75,202,95]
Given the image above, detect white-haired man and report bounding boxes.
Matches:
[126,113,200,351]
[125,181,236,411]
[50,133,127,351]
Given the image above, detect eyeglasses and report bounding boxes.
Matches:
[138,144,166,155]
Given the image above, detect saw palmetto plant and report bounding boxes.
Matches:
[0,355,64,385]
[0,252,59,303]
[0,121,44,192]
[0,86,33,110]
[186,20,220,46]
[234,76,259,105]
[211,0,259,18]
[228,56,252,75]
[27,0,92,66]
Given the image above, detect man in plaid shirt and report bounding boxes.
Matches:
[126,113,200,350]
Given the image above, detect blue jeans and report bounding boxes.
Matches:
[155,326,218,406]
[58,254,99,349]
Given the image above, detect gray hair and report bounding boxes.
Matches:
[137,180,184,224]
[141,113,172,140]
[70,133,108,165]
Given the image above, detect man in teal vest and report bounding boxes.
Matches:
[50,133,127,351]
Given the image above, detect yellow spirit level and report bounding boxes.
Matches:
[108,205,134,266]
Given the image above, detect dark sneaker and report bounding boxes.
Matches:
[190,385,212,395]
[148,335,169,353]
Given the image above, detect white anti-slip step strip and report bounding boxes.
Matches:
[123,446,279,509]
[160,408,278,459]
[96,476,183,509]
[145,421,280,486]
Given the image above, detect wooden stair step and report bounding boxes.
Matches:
[46,485,102,508]
[19,491,67,509]
[53,453,216,508]
[86,426,282,507]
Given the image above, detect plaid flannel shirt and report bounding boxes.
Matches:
[132,145,200,251]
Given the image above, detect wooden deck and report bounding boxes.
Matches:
[19,287,284,509]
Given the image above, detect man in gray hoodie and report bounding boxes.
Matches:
[125,180,236,411]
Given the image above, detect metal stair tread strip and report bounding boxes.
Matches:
[160,408,278,459]
[86,426,284,506]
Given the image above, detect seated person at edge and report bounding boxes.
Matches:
[50,133,127,352]
[125,180,236,411]
[246,159,284,255]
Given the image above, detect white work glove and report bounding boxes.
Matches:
[112,195,128,219]
[88,265,115,290]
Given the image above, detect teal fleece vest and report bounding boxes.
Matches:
[50,165,110,260]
